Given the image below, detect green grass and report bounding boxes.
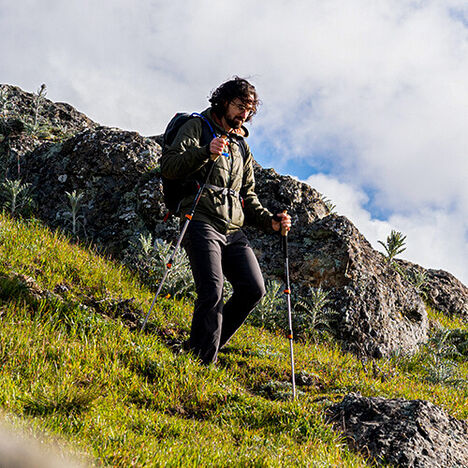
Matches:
[0,213,466,467]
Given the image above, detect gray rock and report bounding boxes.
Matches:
[297,215,429,357]
[0,83,97,179]
[327,393,468,467]
[397,259,468,319]
[247,178,429,357]
[19,126,162,254]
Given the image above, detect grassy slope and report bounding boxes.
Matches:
[0,213,466,467]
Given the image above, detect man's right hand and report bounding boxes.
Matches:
[209,136,227,160]
[272,211,291,234]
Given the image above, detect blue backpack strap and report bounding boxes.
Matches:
[191,112,217,138]
[191,112,230,158]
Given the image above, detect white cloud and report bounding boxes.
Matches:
[1,0,467,283]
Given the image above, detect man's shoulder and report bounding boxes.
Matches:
[165,114,205,147]
[179,110,216,138]
[179,114,204,133]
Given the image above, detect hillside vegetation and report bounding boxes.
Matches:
[0,212,466,467]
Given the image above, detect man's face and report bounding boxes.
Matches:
[223,98,254,129]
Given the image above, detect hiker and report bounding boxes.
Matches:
[160,77,291,365]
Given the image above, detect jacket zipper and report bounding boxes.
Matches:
[227,137,234,225]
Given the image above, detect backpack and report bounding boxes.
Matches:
[161,112,247,218]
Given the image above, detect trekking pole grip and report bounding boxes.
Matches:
[281,210,289,237]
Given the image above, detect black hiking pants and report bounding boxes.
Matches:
[183,221,266,364]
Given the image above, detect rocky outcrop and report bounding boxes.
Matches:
[20,127,163,254]
[292,216,428,357]
[0,84,97,179]
[243,167,330,276]
[328,394,468,467]
[2,84,466,357]
[0,85,95,133]
[246,193,429,357]
[425,269,468,318]
[397,259,468,320]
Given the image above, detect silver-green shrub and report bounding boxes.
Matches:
[61,190,86,238]
[33,84,47,132]
[248,280,284,329]
[0,178,34,216]
[248,282,337,341]
[422,329,465,385]
[126,234,195,299]
[293,286,338,339]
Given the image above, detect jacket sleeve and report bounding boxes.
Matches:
[160,118,211,180]
[241,144,274,232]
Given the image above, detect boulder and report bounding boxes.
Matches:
[247,175,429,357]
[19,126,163,254]
[0,83,97,178]
[328,393,468,467]
[244,166,331,280]
[291,215,428,357]
[397,259,467,320]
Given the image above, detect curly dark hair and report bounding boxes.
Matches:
[209,76,260,122]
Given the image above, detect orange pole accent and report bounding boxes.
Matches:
[185,214,193,220]
[166,263,172,268]
[287,334,293,339]
[284,289,291,294]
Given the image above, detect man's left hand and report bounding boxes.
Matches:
[272,212,291,233]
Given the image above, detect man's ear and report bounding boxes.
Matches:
[222,99,230,113]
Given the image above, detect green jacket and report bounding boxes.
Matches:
[160,108,273,234]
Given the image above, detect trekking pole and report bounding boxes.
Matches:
[280,210,296,400]
[140,159,217,332]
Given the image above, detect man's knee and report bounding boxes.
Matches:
[257,281,266,301]
[243,280,266,307]
[197,282,223,308]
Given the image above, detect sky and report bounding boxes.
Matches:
[1,0,467,284]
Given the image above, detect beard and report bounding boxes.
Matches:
[224,115,243,129]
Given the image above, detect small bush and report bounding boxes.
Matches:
[392,262,430,300]
[378,230,406,264]
[61,189,86,238]
[248,280,284,329]
[320,195,336,214]
[421,329,467,386]
[125,234,195,299]
[248,283,338,342]
[293,287,338,340]
[32,83,47,132]
[0,178,35,216]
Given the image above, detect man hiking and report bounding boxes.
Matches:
[161,77,291,365]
